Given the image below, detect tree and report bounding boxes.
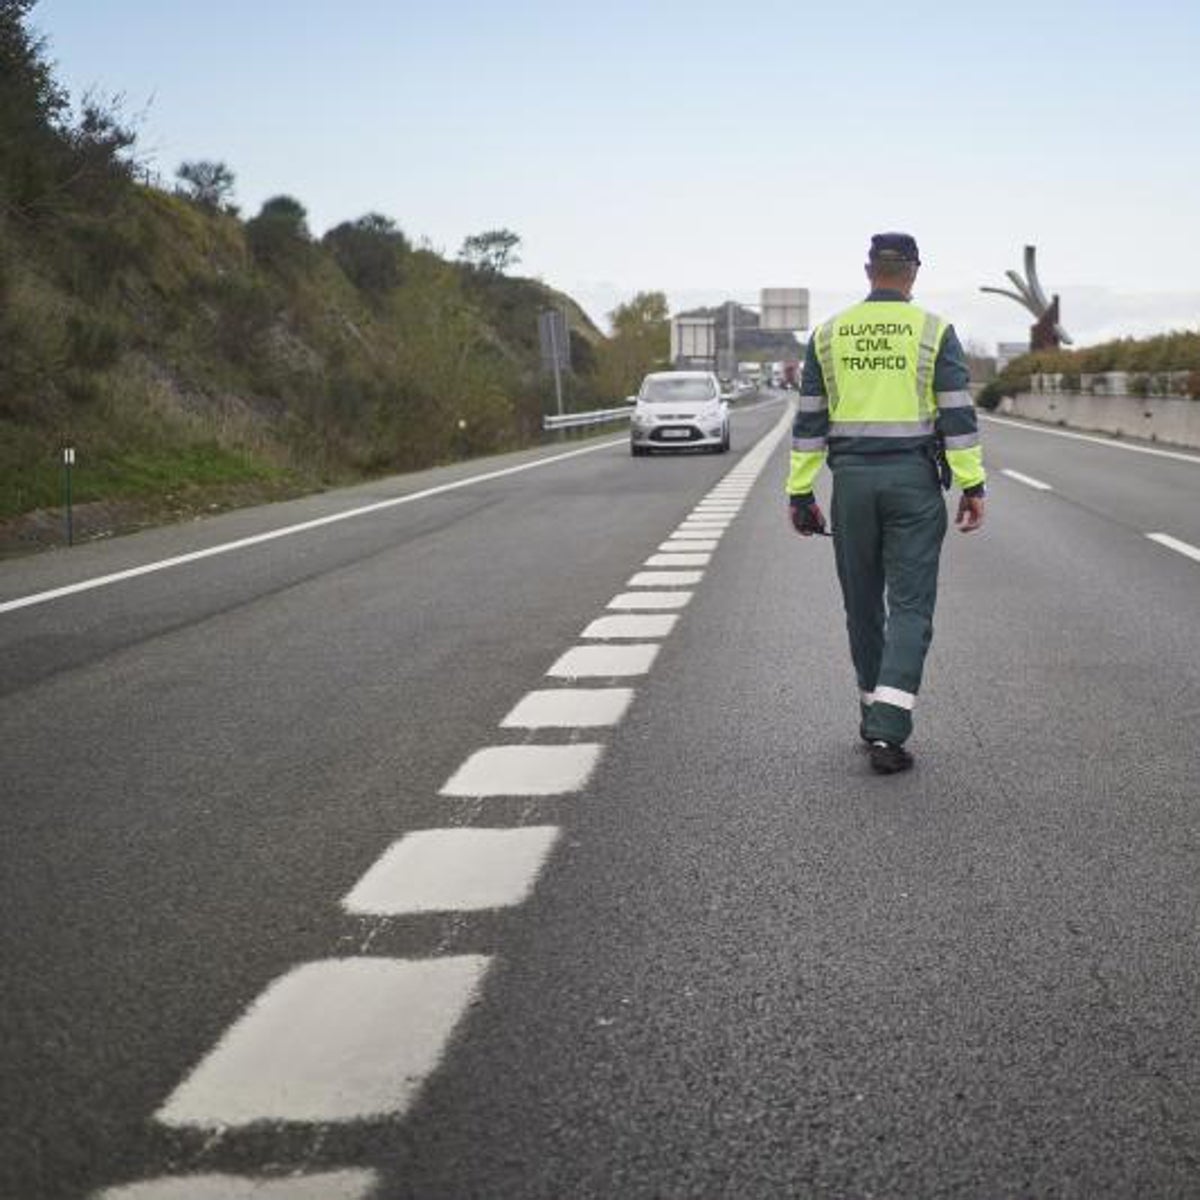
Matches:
[0,1,69,213]
[458,228,521,274]
[595,290,670,397]
[609,291,669,337]
[246,194,311,269]
[0,3,142,218]
[323,212,410,294]
[176,160,235,211]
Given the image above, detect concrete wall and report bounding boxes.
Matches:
[999,392,1200,451]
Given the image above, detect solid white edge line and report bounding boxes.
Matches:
[1000,468,1053,491]
[0,436,628,616]
[983,414,1200,465]
[1146,532,1200,564]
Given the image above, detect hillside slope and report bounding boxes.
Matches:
[0,188,605,552]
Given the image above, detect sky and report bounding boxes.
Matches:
[32,0,1200,349]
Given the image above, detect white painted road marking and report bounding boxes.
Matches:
[627,570,703,587]
[342,827,560,914]
[547,644,660,678]
[1001,468,1053,491]
[645,552,710,567]
[607,591,692,611]
[98,1172,379,1199]
[156,957,489,1126]
[984,414,1200,465]
[440,744,603,796]
[1146,532,1200,564]
[582,614,678,639]
[0,437,628,617]
[658,539,718,552]
[668,531,723,541]
[501,687,635,728]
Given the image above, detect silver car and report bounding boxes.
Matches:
[629,371,730,456]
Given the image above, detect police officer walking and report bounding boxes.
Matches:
[787,232,986,774]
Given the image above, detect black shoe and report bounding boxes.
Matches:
[869,740,913,775]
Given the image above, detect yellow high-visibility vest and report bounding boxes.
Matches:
[814,300,946,437]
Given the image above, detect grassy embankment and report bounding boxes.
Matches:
[0,186,610,547]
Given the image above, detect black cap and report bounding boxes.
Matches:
[868,232,920,265]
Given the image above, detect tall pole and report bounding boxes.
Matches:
[727,301,735,378]
[548,315,564,418]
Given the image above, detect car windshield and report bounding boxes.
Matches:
[640,377,717,403]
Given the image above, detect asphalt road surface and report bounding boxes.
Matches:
[3,397,1199,1199]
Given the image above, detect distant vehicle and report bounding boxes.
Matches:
[628,371,730,456]
[782,360,800,389]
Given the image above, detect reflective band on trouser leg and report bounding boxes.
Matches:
[860,690,876,705]
[873,685,915,710]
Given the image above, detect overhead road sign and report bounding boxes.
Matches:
[671,317,716,367]
[760,288,809,331]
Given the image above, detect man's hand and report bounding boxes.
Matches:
[789,495,827,537]
[956,492,985,533]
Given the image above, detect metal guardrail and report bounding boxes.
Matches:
[542,406,632,431]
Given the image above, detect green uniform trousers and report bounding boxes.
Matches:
[830,453,947,745]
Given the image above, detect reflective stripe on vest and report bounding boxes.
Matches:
[815,300,947,433]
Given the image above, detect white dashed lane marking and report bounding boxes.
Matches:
[156,957,490,1126]
[657,539,718,552]
[98,1172,379,1199]
[342,827,560,914]
[1001,468,1053,491]
[645,552,711,567]
[582,614,678,639]
[440,744,603,796]
[547,644,661,678]
[627,570,703,587]
[1146,532,1200,564]
[607,591,692,610]
[501,687,635,728]
[103,404,797,1198]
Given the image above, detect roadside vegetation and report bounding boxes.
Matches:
[978,331,1200,408]
[0,1,668,549]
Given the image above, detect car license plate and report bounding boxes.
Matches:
[660,429,690,439]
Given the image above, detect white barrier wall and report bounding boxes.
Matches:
[1000,392,1200,451]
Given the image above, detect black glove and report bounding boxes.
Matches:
[789,494,827,537]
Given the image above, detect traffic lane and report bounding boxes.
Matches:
[982,414,1200,550]
[0,399,787,698]
[375,455,1200,1197]
[0,404,787,1199]
[0,396,783,605]
[0,433,631,600]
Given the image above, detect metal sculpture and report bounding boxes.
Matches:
[981,245,1071,350]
